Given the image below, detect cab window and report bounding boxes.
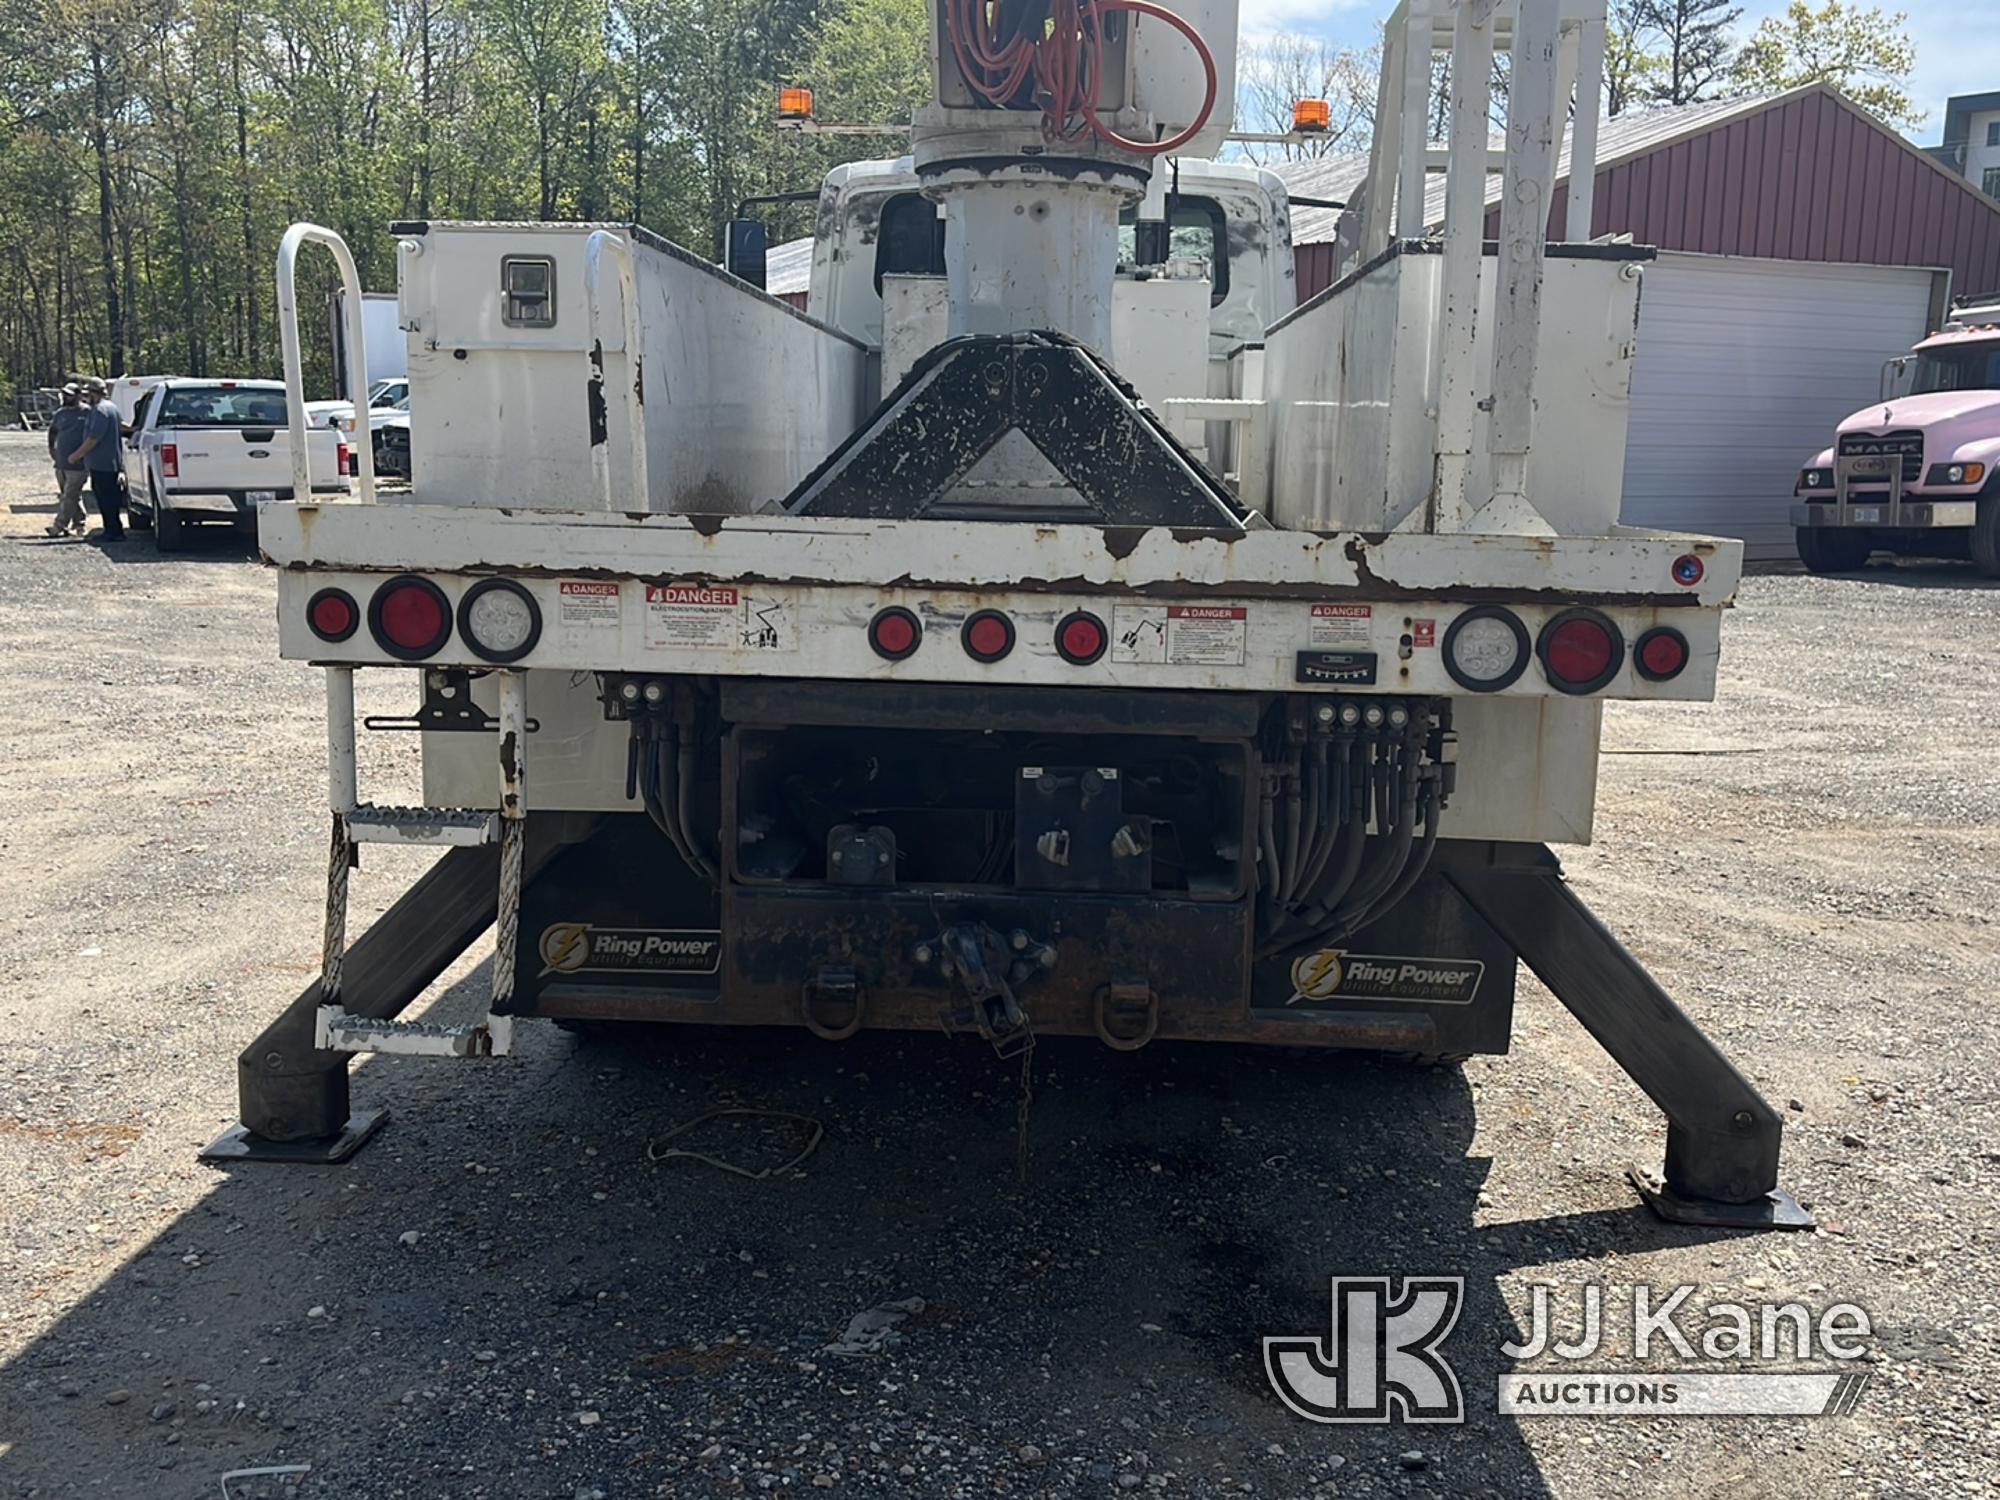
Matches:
[874,193,946,292]
[1117,195,1229,305]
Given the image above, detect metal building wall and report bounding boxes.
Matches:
[1290,88,2000,306]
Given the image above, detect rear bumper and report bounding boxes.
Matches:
[1791,497,1978,529]
[163,483,347,514]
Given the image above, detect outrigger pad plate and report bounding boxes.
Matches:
[783,330,1247,533]
[199,1109,389,1166]
[1628,1166,1816,1231]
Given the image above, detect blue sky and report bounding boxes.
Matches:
[1237,0,1995,143]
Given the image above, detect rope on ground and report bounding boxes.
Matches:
[646,1108,824,1180]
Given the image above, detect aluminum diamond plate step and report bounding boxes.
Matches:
[314,1006,513,1058]
[344,805,499,846]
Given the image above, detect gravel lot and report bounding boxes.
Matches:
[0,425,1995,1499]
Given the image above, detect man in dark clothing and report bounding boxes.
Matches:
[45,385,92,536]
[66,377,127,542]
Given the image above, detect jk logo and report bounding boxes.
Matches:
[1264,1277,1465,1424]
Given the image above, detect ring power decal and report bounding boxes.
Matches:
[538,922,723,978]
[1287,949,1484,1007]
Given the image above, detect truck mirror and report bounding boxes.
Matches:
[725,219,769,290]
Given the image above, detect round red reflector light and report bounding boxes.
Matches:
[1536,609,1623,694]
[1634,626,1690,682]
[1055,610,1108,666]
[868,606,921,661]
[368,575,452,660]
[306,587,359,643]
[962,610,1015,662]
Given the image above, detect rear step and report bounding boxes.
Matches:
[345,804,499,845]
[313,665,527,1060]
[315,1008,512,1057]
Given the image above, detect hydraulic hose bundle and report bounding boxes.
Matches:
[944,0,1219,155]
[1257,699,1452,962]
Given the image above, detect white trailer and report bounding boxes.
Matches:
[208,0,1808,1233]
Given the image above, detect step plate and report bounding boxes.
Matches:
[345,805,498,846]
[314,1007,513,1058]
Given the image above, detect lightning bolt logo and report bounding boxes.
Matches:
[1290,949,1345,1002]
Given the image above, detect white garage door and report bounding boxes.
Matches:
[1622,251,1945,559]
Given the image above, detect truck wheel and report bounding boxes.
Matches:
[1795,526,1872,575]
[1972,494,2000,578]
[154,500,186,552]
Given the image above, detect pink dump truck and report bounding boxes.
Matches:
[1793,298,2000,575]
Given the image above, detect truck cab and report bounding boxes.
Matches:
[1792,302,2000,575]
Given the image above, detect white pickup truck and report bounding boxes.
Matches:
[125,378,346,550]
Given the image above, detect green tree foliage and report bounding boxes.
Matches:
[1626,0,1740,105]
[1733,1,1922,128]
[0,0,923,400]
[1604,0,1664,118]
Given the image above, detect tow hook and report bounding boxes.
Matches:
[802,963,866,1041]
[921,921,1052,1057]
[1093,980,1160,1051]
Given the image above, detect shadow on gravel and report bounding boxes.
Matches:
[1840,559,2000,591]
[0,972,1746,1497]
[93,530,262,564]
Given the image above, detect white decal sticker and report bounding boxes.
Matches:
[1112,604,1168,663]
[1164,604,1247,665]
[644,584,792,652]
[1113,604,1248,666]
[558,580,621,628]
[1310,603,1372,647]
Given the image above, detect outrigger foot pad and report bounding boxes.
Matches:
[1628,1166,1815,1231]
[200,1109,389,1166]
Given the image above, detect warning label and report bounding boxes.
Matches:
[1112,604,1248,666]
[1309,603,1373,647]
[643,583,791,652]
[1412,618,1437,648]
[558,580,621,628]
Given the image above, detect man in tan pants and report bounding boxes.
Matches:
[45,385,91,537]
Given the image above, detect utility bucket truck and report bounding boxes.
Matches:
[208,0,1809,1232]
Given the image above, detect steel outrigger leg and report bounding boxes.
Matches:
[1449,844,1814,1231]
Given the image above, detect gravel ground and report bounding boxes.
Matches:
[0,426,1995,1499]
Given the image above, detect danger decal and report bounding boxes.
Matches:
[558,579,621,628]
[1111,603,1248,666]
[643,583,792,652]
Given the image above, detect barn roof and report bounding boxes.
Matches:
[1276,90,1796,245]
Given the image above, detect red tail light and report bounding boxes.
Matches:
[1054,610,1108,666]
[962,610,1015,662]
[868,607,922,661]
[1634,626,1690,682]
[306,588,360,643]
[160,443,179,479]
[368,575,452,660]
[1537,609,1624,694]
[337,441,351,477]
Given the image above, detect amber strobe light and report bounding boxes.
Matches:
[777,86,815,120]
[1293,98,1332,132]
[368,575,453,660]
